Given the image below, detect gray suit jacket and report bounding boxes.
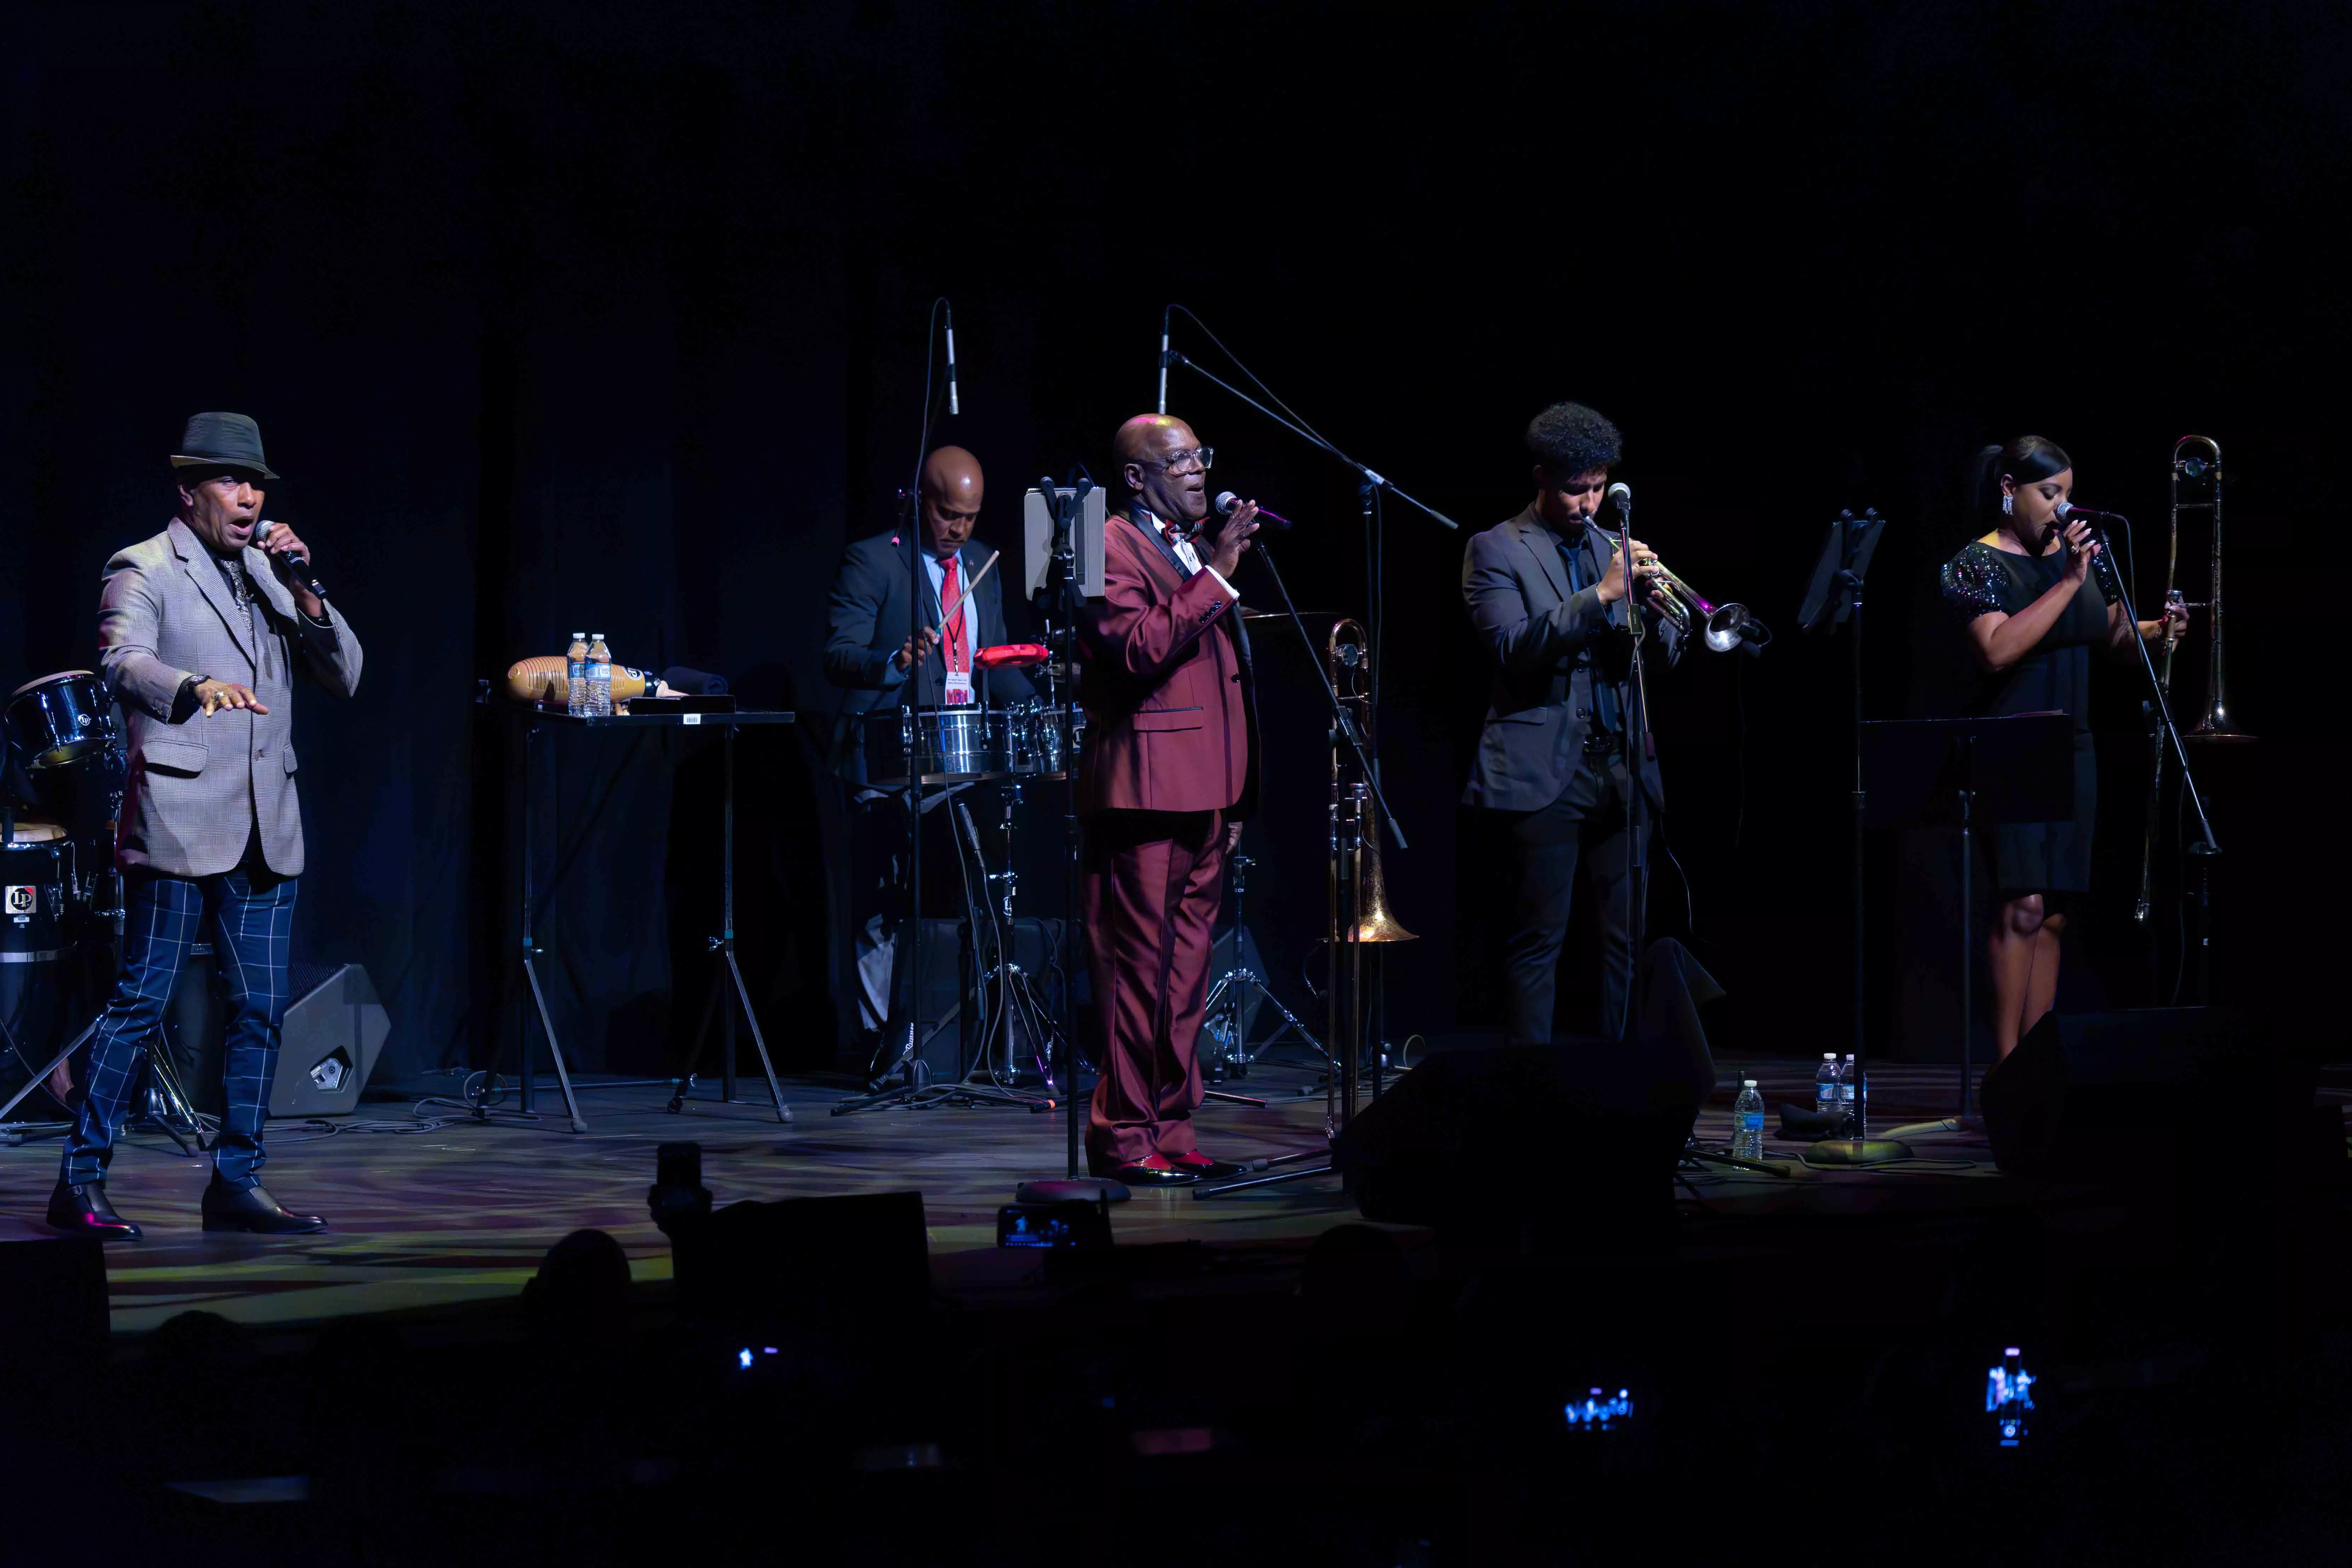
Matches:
[1460,504,1681,812]
[100,519,364,877]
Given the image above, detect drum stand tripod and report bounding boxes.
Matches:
[1200,854,1327,1080]
[962,786,1074,1093]
[832,778,1048,1115]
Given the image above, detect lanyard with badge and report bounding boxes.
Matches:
[937,552,973,707]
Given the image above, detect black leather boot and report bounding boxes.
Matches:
[201,1180,327,1235]
[47,1180,143,1241]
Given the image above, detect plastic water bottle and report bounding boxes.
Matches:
[1840,1053,1860,1135]
[1732,1080,1765,1161]
[587,633,613,717]
[566,632,589,716]
[1814,1053,1839,1120]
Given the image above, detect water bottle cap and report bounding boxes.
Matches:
[591,632,605,639]
[1741,1078,1757,1088]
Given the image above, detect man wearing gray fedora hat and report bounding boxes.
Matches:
[45,412,363,1241]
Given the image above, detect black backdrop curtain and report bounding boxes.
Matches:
[4,1,2344,1081]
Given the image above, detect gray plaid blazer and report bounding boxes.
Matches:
[99,518,364,877]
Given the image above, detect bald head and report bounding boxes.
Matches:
[917,445,983,556]
[1115,414,1210,527]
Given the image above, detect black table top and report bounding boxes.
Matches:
[510,705,794,728]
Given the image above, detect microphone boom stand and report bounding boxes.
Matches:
[1612,492,1650,1046]
[1193,536,1401,1199]
[2087,515,2223,996]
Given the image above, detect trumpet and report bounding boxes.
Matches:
[1638,557,1773,654]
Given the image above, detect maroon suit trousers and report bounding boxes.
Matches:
[1083,807,1226,1171]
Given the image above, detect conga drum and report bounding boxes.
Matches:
[1,822,72,1115]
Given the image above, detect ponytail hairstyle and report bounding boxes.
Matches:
[1967,434,2072,533]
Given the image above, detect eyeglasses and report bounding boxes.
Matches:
[1149,446,1214,474]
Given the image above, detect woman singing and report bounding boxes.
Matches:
[1940,436,2186,1060]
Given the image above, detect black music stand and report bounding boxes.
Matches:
[1861,714,2072,1116]
[487,705,797,1133]
[1797,509,1886,1157]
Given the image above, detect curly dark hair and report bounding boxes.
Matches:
[1525,402,1623,477]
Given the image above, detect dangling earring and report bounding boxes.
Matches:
[2000,493,2014,516]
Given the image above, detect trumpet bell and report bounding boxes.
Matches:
[1702,603,1772,656]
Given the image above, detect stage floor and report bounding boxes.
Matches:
[2,1055,2009,1335]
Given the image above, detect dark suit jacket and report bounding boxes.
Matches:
[1460,503,1682,813]
[1075,510,1258,819]
[824,528,1034,785]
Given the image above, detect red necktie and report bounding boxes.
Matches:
[940,554,968,675]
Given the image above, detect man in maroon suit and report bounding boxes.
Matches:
[1075,414,1263,1184]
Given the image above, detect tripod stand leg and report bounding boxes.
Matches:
[669,972,723,1113]
[1192,1157,1337,1199]
[523,954,588,1133]
[143,1045,210,1155]
[0,1016,99,1124]
[726,948,792,1123]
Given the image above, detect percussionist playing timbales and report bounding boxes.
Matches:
[823,445,1033,1066]
[1073,414,1261,1185]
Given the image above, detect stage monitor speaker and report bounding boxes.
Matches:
[1980,1008,2306,1178]
[268,963,389,1118]
[0,1221,106,1385]
[1332,1040,1709,1251]
[674,1190,931,1329]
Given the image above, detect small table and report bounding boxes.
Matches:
[497,705,797,1131]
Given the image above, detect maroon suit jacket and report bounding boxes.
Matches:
[1075,509,1259,818]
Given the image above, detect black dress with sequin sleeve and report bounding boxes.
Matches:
[1938,539,2118,894]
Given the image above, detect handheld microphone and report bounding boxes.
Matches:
[944,301,960,416]
[1214,491,1294,531]
[260,521,328,603]
[259,520,306,573]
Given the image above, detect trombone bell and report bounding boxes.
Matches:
[1349,837,1417,943]
[1328,615,1417,944]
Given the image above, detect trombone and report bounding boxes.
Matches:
[1329,618,1415,946]
[1640,557,1773,654]
[1324,617,1413,1134]
[2135,434,2249,929]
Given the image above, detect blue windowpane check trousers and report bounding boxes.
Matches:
[61,866,299,1190]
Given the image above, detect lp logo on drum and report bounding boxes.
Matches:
[5,885,34,919]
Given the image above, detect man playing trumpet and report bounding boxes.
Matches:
[1461,402,1682,1045]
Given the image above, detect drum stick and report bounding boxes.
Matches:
[954,549,1001,607]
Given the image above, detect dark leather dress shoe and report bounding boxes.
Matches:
[201,1181,327,1235]
[1101,1154,1200,1187]
[1166,1150,1246,1179]
[47,1181,143,1241]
